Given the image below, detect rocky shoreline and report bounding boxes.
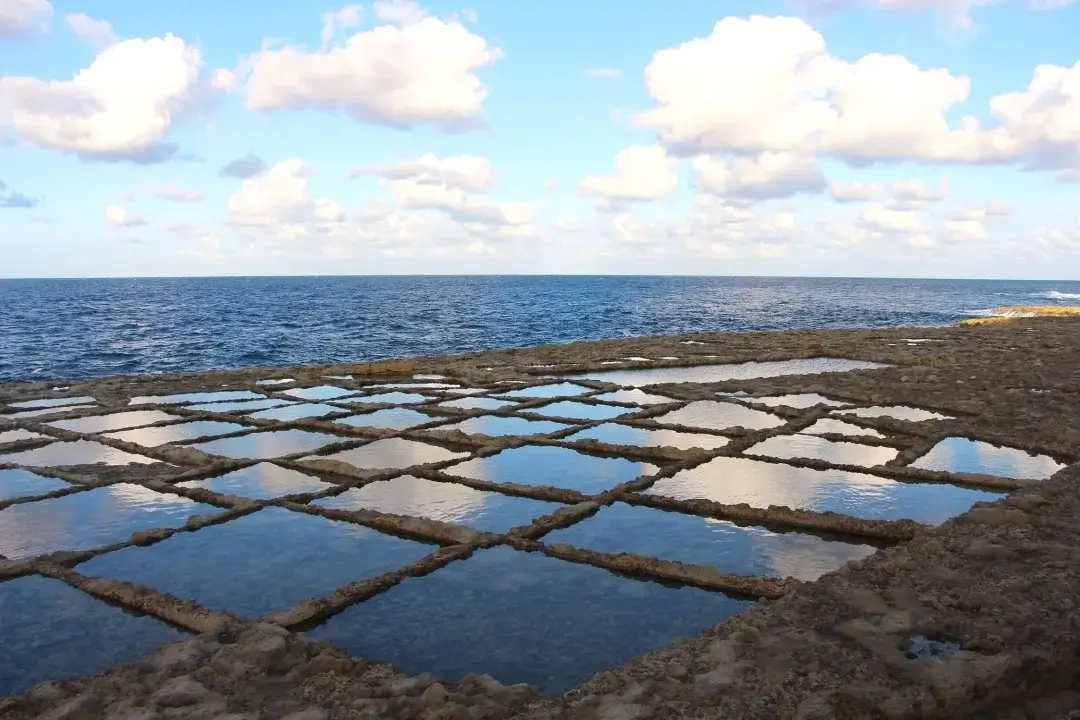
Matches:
[2,317,1079,719]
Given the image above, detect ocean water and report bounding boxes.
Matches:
[1,276,1078,383]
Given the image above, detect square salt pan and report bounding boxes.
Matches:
[104,421,247,447]
[910,437,1065,480]
[839,406,952,422]
[752,394,848,409]
[342,392,430,405]
[312,438,469,471]
[0,483,220,560]
[8,396,96,410]
[0,429,48,444]
[177,463,336,500]
[129,391,263,406]
[443,445,659,494]
[76,506,436,618]
[745,434,897,466]
[653,401,783,431]
[526,401,634,422]
[0,468,71,502]
[47,410,178,434]
[336,408,436,431]
[282,385,356,401]
[433,416,572,438]
[498,383,593,399]
[189,429,342,460]
[0,439,157,467]
[564,423,730,451]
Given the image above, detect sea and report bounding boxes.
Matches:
[1,276,1079,384]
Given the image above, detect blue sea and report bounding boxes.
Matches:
[2,276,1079,384]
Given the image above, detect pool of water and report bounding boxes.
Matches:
[343,392,429,406]
[0,439,157,466]
[8,396,96,410]
[130,391,263,406]
[1,405,98,420]
[335,408,436,431]
[753,394,849,409]
[76,506,437,618]
[439,397,518,411]
[653,401,784,432]
[0,483,220,560]
[434,416,572,438]
[644,456,1005,525]
[544,501,876,581]
[498,383,593,399]
[185,398,294,413]
[248,403,343,422]
[0,429,48,444]
[45,410,179,434]
[0,468,71,502]
[591,389,676,405]
[800,419,885,439]
[313,475,564,533]
[563,423,730,451]
[910,437,1065,480]
[312,438,469,471]
[282,385,357,401]
[307,545,750,695]
[103,420,248,446]
[443,446,659,494]
[0,575,185,696]
[838,406,952,422]
[176,463,336,500]
[745,435,898,466]
[566,358,890,386]
[188,429,342,460]
[256,378,295,386]
[526,401,634,422]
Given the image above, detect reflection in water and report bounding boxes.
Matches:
[435,415,572,437]
[0,429,47,443]
[546,502,876,581]
[439,397,517,411]
[0,439,156,466]
[839,406,952,422]
[344,392,429,405]
[754,394,848,409]
[313,438,469,470]
[527,401,634,422]
[248,403,342,421]
[654,401,783,431]
[0,483,218,559]
[189,429,340,460]
[314,475,563,532]
[800,418,885,439]
[443,388,490,395]
[336,408,435,430]
[499,383,592,399]
[308,546,750,695]
[282,385,356,401]
[746,435,897,466]
[370,382,459,389]
[1,404,98,420]
[177,463,335,500]
[104,420,247,446]
[77,507,436,618]
[47,410,178,434]
[911,437,1065,480]
[8,396,96,410]
[255,378,295,386]
[0,575,184,696]
[646,455,1004,524]
[129,391,262,406]
[444,445,658,494]
[566,358,890,386]
[0,468,70,502]
[185,398,295,413]
[565,423,729,450]
[592,389,675,405]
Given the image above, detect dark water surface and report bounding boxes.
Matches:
[4,276,1080,383]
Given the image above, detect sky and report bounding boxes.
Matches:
[1,0,1079,279]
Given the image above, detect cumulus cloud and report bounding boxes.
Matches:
[227,159,345,232]
[636,15,1080,174]
[580,145,679,204]
[829,180,884,202]
[147,182,203,202]
[65,12,117,50]
[0,0,52,38]
[351,153,495,191]
[105,204,147,227]
[693,151,826,199]
[890,179,950,204]
[242,11,502,130]
[0,34,229,162]
[373,0,428,25]
[219,153,267,179]
[320,4,362,47]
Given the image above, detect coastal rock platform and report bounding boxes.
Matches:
[2,318,1079,719]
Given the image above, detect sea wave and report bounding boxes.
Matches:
[1033,290,1080,300]
[967,308,1038,318]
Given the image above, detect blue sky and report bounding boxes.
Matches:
[1,0,1078,278]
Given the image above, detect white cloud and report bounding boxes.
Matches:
[693,151,825,199]
[944,218,989,239]
[0,0,52,38]
[65,12,117,50]
[147,182,203,203]
[105,204,147,227]
[227,159,345,233]
[829,180,884,202]
[636,15,1080,174]
[953,201,1010,221]
[862,205,923,233]
[320,4,362,48]
[373,0,428,25]
[351,153,495,191]
[243,14,502,129]
[580,145,679,203]
[890,179,950,203]
[0,34,227,162]
[584,68,621,79]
